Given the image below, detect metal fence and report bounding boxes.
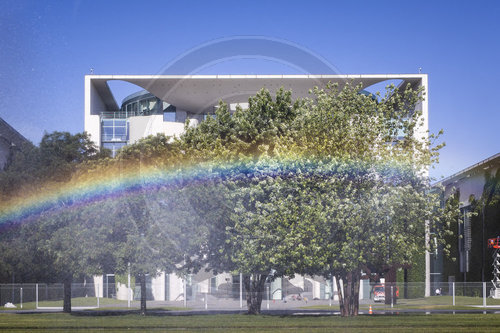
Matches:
[1,281,499,310]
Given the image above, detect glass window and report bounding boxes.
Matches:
[103,142,126,158]
[102,119,128,142]
[114,119,126,127]
[114,127,126,137]
[102,142,114,150]
[140,100,149,113]
[149,98,158,112]
[113,127,127,141]
[163,111,176,122]
[102,127,114,141]
[102,119,113,127]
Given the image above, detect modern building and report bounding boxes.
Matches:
[85,75,428,155]
[84,74,429,302]
[432,152,500,288]
[0,117,30,171]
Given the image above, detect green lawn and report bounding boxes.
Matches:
[0,313,499,332]
[304,296,500,311]
[0,297,188,311]
[0,297,125,310]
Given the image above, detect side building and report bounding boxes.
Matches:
[84,74,429,302]
[0,117,30,171]
[433,152,500,292]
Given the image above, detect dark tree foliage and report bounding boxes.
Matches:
[0,131,109,312]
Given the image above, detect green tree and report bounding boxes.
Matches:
[105,135,204,315]
[0,131,108,197]
[180,89,301,314]
[277,82,446,315]
[179,83,447,316]
[0,131,110,312]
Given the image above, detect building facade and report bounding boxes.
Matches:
[433,152,500,289]
[0,117,29,171]
[84,74,429,301]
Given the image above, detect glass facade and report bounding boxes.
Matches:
[121,92,163,116]
[101,119,128,157]
[101,119,128,142]
[102,142,126,157]
[101,90,181,157]
[163,111,176,122]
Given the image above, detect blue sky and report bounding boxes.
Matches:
[0,0,499,180]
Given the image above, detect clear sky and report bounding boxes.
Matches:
[0,0,499,180]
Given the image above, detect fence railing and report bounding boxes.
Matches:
[1,282,499,310]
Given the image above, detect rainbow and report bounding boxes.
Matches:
[0,156,414,228]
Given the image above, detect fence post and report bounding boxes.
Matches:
[20,287,23,309]
[452,282,455,306]
[239,272,243,309]
[127,262,131,308]
[266,285,269,310]
[183,278,187,308]
[97,283,100,308]
[128,288,131,308]
[329,280,332,307]
[391,286,394,308]
[483,282,486,307]
[204,292,208,310]
[35,284,38,309]
[332,277,335,305]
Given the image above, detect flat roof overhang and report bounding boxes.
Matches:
[87,74,426,114]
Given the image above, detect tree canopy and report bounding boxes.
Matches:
[0,83,450,316]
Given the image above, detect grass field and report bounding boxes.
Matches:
[0,297,187,311]
[304,296,500,311]
[0,313,500,332]
[0,297,124,310]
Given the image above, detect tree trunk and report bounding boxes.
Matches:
[404,268,408,299]
[243,273,267,315]
[336,270,360,317]
[139,273,147,316]
[385,266,397,305]
[63,276,72,313]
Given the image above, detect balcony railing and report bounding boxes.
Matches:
[101,134,127,142]
[100,111,141,119]
[100,110,165,119]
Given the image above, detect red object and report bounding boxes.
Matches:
[488,237,500,249]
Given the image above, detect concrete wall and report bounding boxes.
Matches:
[168,273,184,301]
[115,282,131,301]
[84,78,105,145]
[151,273,165,301]
[128,115,186,144]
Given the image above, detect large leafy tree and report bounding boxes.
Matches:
[274,83,446,315]
[179,83,447,316]
[101,135,205,315]
[0,131,107,197]
[180,89,302,314]
[0,131,110,312]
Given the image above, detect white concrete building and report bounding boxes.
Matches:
[85,74,429,302]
